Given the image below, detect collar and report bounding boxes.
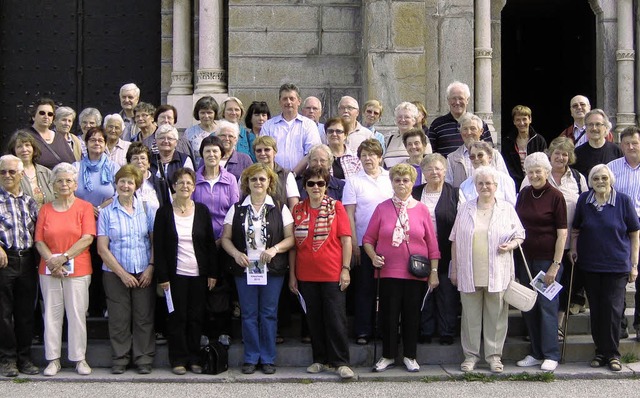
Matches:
[196,165,233,184]
[112,195,140,211]
[586,189,617,208]
[273,113,303,124]
[623,157,640,170]
[0,186,25,201]
[241,194,276,207]
[358,167,389,178]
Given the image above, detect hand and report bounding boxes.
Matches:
[51,268,66,279]
[159,282,170,291]
[208,278,217,290]
[352,245,361,267]
[629,267,638,283]
[259,247,277,264]
[289,275,298,294]
[428,272,440,289]
[569,250,578,265]
[233,252,250,267]
[544,264,559,286]
[45,254,67,274]
[0,248,7,268]
[372,254,385,269]
[498,241,515,254]
[450,274,457,287]
[93,206,101,218]
[339,269,350,292]
[138,266,154,288]
[119,272,140,288]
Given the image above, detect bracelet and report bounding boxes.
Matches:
[431,268,438,272]
[273,245,279,253]
[342,265,351,271]
[552,260,561,266]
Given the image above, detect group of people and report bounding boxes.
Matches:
[0,80,638,380]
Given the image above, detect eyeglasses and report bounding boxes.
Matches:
[423,167,444,173]
[392,178,413,185]
[587,122,605,129]
[476,182,496,187]
[88,138,105,144]
[592,175,610,182]
[175,180,194,187]
[395,115,413,121]
[249,176,268,182]
[0,169,18,176]
[158,137,177,142]
[38,110,54,117]
[338,105,357,112]
[469,152,487,160]
[326,128,344,135]
[571,103,588,109]
[255,148,273,154]
[306,180,327,188]
[366,109,381,116]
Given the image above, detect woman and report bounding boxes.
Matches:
[126,142,166,211]
[253,136,299,209]
[515,152,568,372]
[363,163,440,373]
[103,114,131,167]
[181,96,220,165]
[243,101,271,162]
[221,163,294,375]
[571,165,639,371]
[154,168,218,375]
[97,164,156,375]
[325,116,361,180]
[151,124,194,190]
[8,130,55,207]
[78,108,102,138]
[403,128,430,186]
[28,98,76,169]
[361,100,386,150]
[35,162,95,376]
[383,102,432,168]
[289,166,355,379]
[54,106,84,161]
[132,102,158,150]
[412,153,459,345]
[216,120,254,180]
[342,139,392,344]
[449,166,525,373]
[220,97,252,159]
[411,101,429,136]
[459,141,517,206]
[154,104,178,127]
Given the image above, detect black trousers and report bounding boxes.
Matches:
[0,251,37,365]
[353,248,376,337]
[167,274,206,367]
[420,270,460,338]
[380,277,426,359]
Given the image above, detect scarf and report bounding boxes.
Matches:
[294,196,336,252]
[80,153,113,192]
[246,203,268,250]
[391,195,410,247]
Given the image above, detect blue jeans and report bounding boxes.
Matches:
[235,275,284,365]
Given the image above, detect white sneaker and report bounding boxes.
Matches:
[76,360,92,375]
[43,359,61,377]
[337,365,355,379]
[373,357,395,372]
[516,355,542,367]
[541,359,558,371]
[403,357,420,372]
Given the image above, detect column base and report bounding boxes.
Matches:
[168,72,193,96]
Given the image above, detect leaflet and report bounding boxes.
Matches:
[530,270,563,300]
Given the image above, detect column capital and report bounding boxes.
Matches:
[195,69,227,94]
[616,113,636,129]
[474,48,493,59]
[168,72,193,95]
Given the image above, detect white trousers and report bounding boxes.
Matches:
[460,287,509,362]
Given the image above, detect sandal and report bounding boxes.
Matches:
[557,328,565,342]
[590,355,605,368]
[608,358,622,372]
[487,356,503,373]
[460,359,477,372]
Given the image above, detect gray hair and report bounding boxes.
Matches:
[469,141,494,157]
[0,154,24,172]
[120,83,140,98]
[155,123,179,140]
[308,144,335,165]
[55,106,76,121]
[585,108,613,131]
[339,96,359,109]
[79,107,103,126]
[52,162,78,182]
[394,101,419,119]
[446,81,471,99]
[420,153,446,172]
[103,113,124,128]
[524,152,552,174]
[217,120,240,137]
[473,165,499,186]
[588,164,616,187]
[458,112,483,130]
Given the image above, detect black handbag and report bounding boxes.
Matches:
[392,202,431,278]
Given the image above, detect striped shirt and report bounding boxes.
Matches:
[428,112,493,157]
[607,157,640,217]
[0,187,38,250]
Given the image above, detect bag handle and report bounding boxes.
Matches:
[516,242,534,281]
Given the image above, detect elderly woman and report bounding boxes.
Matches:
[383,102,432,168]
[35,163,95,376]
[342,139,393,344]
[152,124,194,190]
[180,96,220,165]
[97,164,156,375]
[78,108,102,138]
[253,136,299,209]
[571,165,640,371]
[154,104,178,127]
[221,163,294,375]
[411,153,459,345]
[450,166,525,373]
[515,152,568,372]
[459,141,517,206]
[28,98,76,169]
[361,100,386,150]
[446,113,509,188]
[289,166,354,379]
[324,116,361,180]
[403,128,430,186]
[8,130,55,207]
[132,102,157,149]
[216,120,254,180]
[363,163,440,373]
[103,114,131,167]
[54,106,84,161]
[154,168,218,375]
[243,101,271,162]
[126,142,167,210]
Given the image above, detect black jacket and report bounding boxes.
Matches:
[502,127,547,190]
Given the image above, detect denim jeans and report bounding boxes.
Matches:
[235,275,284,365]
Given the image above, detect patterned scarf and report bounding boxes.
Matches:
[80,153,113,192]
[294,196,336,252]
[246,203,268,250]
[391,195,410,247]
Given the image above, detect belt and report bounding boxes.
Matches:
[4,248,34,257]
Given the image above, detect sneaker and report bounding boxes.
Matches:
[487,356,503,373]
[1,362,18,377]
[155,332,167,345]
[190,364,203,374]
[541,359,558,371]
[43,359,61,377]
[337,365,355,379]
[76,360,92,375]
[172,366,187,375]
[242,363,256,374]
[218,334,230,346]
[517,355,542,367]
[403,357,420,372]
[18,361,39,375]
[373,357,395,372]
[111,365,126,374]
[137,364,152,374]
[307,362,330,373]
[261,363,276,374]
[460,358,477,372]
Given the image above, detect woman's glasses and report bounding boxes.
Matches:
[249,177,268,182]
[306,180,327,188]
[38,111,54,117]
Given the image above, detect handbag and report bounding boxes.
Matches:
[392,202,431,278]
[504,243,537,312]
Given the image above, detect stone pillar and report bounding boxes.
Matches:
[616,0,636,134]
[194,0,227,94]
[167,0,194,129]
[474,0,495,140]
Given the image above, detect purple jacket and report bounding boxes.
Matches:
[224,150,254,181]
[192,165,239,239]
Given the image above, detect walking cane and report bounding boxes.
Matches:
[372,267,381,369]
[561,258,576,363]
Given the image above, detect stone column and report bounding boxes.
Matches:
[167,0,194,130]
[194,0,227,94]
[616,0,635,134]
[474,0,495,139]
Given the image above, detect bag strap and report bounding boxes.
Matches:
[570,167,582,195]
[516,242,534,281]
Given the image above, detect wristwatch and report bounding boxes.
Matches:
[63,252,70,261]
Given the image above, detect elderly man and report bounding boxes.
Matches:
[260,83,321,175]
[573,109,622,180]
[0,155,39,377]
[103,114,131,167]
[338,96,374,153]
[559,95,613,146]
[445,113,508,188]
[607,126,640,341]
[297,144,345,200]
[301,96,326,143]
[118,83,141,141]
[216,120,253,180]
[428,81,493,157]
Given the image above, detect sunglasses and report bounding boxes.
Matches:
[306,180,327,188]
[38,110,54,117]
[249,176,268,182]
[0,169,18,176]
[326,128,344,135]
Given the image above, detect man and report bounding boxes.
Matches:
[607,126,640,341]
[260,83,321,175]
[428,81,493,157]
[338,96,374,154]
[119,83,141,141]
[445,113,509,188]
[573,109,622,180]
[559,95,613,146]
[301,96,326,143]
[0,155,39,377]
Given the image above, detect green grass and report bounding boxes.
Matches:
[298,378,313,384]
[457,372,555,383]
[621,352,639,364]
[12,378,31,384]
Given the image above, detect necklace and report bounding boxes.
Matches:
[174,200,192,214]
[531,188,547,199]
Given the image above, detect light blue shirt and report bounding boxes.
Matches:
[608,157,640,217]
[260,113,321,170]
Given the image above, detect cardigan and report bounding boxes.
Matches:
[20,163,55,205]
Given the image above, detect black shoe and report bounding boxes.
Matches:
[138,364,152,374]
[1,362,18,377]
[635,328,640,342]
[18,361,39,375]
[242,363,256,374]
[31,335,43,345]
[356,335,369,345]
[419,335,432,344]
[621,328,629,339]
[155,332,167,345]
[261,363,276,374]
[439,335,454,345]
[111,365,126,374]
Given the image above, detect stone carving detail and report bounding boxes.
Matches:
[616,50,635,61]
[475,112,494,123]
[617,113,636,125]
[198,69,227,82]
[474,48,493,59]
[171,72,193,86]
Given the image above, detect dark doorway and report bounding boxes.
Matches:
[501,0,596,145]
[0,1,160,146]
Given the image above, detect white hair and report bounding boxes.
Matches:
[103,113,124,128]
[55,106,76,120]
[458,113,483,130]
[394,102,419,119]
[0,154,24,172]
[156,124,179,140]
[446,81,471,99]
[120,83,140,98]
[79,107,103,126]
[524,152,552,174]
[52,162,78,182]
[217,120,240,137]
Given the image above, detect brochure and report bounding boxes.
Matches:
[529,270,563,300]
[247,260,267,285]
[45,254,74,276]
[297,291,307,314]
[165,286,175,313]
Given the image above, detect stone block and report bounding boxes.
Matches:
[161,13,173,36]
[391,2,426,50]
[438,16,474,108]
[322,6,361,31]
[229,31,319,56]
[321,32,358,55]
[363,1,390,49]
[161,37,173,60]
[229,6,319,31]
